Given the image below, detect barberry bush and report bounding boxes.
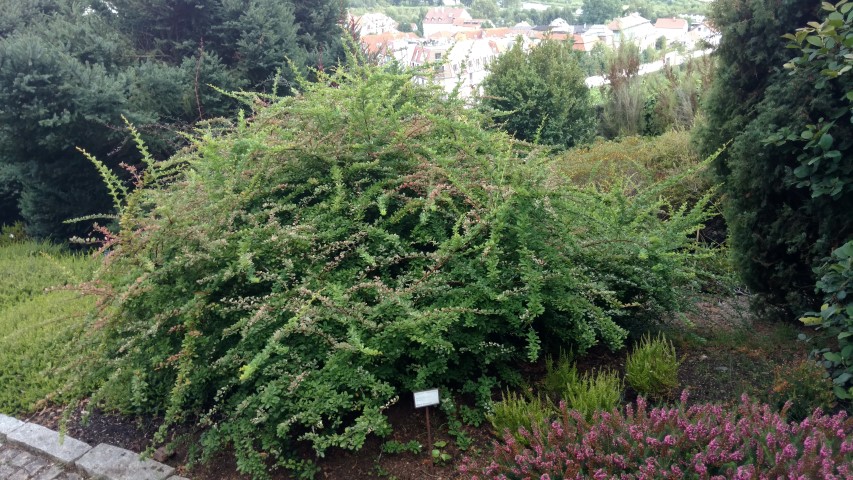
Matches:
[462,392,853,479]
[77,59,714,478]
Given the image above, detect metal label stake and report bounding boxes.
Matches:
[413,388,440,450]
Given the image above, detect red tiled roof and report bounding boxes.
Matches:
[427,30,455,40]
[572,34,588,51]
[654,18,688,30]
[529,31,570,41]
[424,7,470,24]
[481,27,513,38]
[360,32,417,55]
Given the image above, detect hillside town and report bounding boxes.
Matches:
[352,6,720,97]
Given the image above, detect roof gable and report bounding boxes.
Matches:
[424,7,472,24]
[654,18,688,30]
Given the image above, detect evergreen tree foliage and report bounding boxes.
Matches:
[0,9,130,239]
[78,62,713,478]
[0,0,345,238]
[694,0,849,311]
[581,0,622,24]
[481,39,596,149]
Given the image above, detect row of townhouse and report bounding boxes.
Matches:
[354,8,720,98]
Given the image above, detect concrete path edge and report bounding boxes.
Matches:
[0,413,187,480]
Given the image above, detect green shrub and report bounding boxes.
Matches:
[801,240,853,400]
[0,241,95,413]
[380,439,422,454]
[771,359,836,421]
[486,390,554,443]
[0,221,26,246]
[625,333,680,400]
[78,61,714,478]
[542,351,579,400]
[553,131,711,207]
[565,369,623,420]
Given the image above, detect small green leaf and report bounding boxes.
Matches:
[807,35,825,47]
[824,351,843,362]
[833,385,852,399]
[818,133,834,150]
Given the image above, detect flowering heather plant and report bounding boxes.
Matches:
[461,391,853,479]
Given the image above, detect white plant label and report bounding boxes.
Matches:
[413,388,440,408]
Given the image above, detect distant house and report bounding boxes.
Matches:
[524,21,613,52]
[654,18,689,44]
[608,14,656,49]
[360,31,419,59]
[684,22,721,49]
[410,38,503,98]
[548,18,571,33]
[571,24,614,52]
[422,7,483,38]
[349,13,399,36]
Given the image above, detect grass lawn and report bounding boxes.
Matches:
[0,241,95,414]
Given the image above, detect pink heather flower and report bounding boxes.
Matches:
[822,457,835,475]
[804,435,816,451]
[680,390,690,404]
[540,475,551,480]
[694,462,708,475]
[783,443,797,458]
[841,439,852,454]
[734,465,755,480]
[664,435,676,446]
[593,469,609,480]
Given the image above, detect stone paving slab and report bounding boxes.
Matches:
[76,443,175,480]
[0,414,194,480]
[1,441,88,479]
[0,413,25,440]
[7,422,92,465]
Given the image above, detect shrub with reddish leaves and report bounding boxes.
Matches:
[461,392,853,479]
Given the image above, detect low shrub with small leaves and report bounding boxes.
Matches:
[771,359,836,422]
[461,392,853,479]
[625,332,680,400]
[0,241,94,413]
[564,369,623,421]
[78,60,714,478]
[380,440,422,455]
[0,222,27,247]
[551,131,711,207]
[542,351,579,400]
[487,390,554,444]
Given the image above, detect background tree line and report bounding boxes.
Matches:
[0,0,344,239]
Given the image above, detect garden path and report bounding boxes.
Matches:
[0,441,86,480]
